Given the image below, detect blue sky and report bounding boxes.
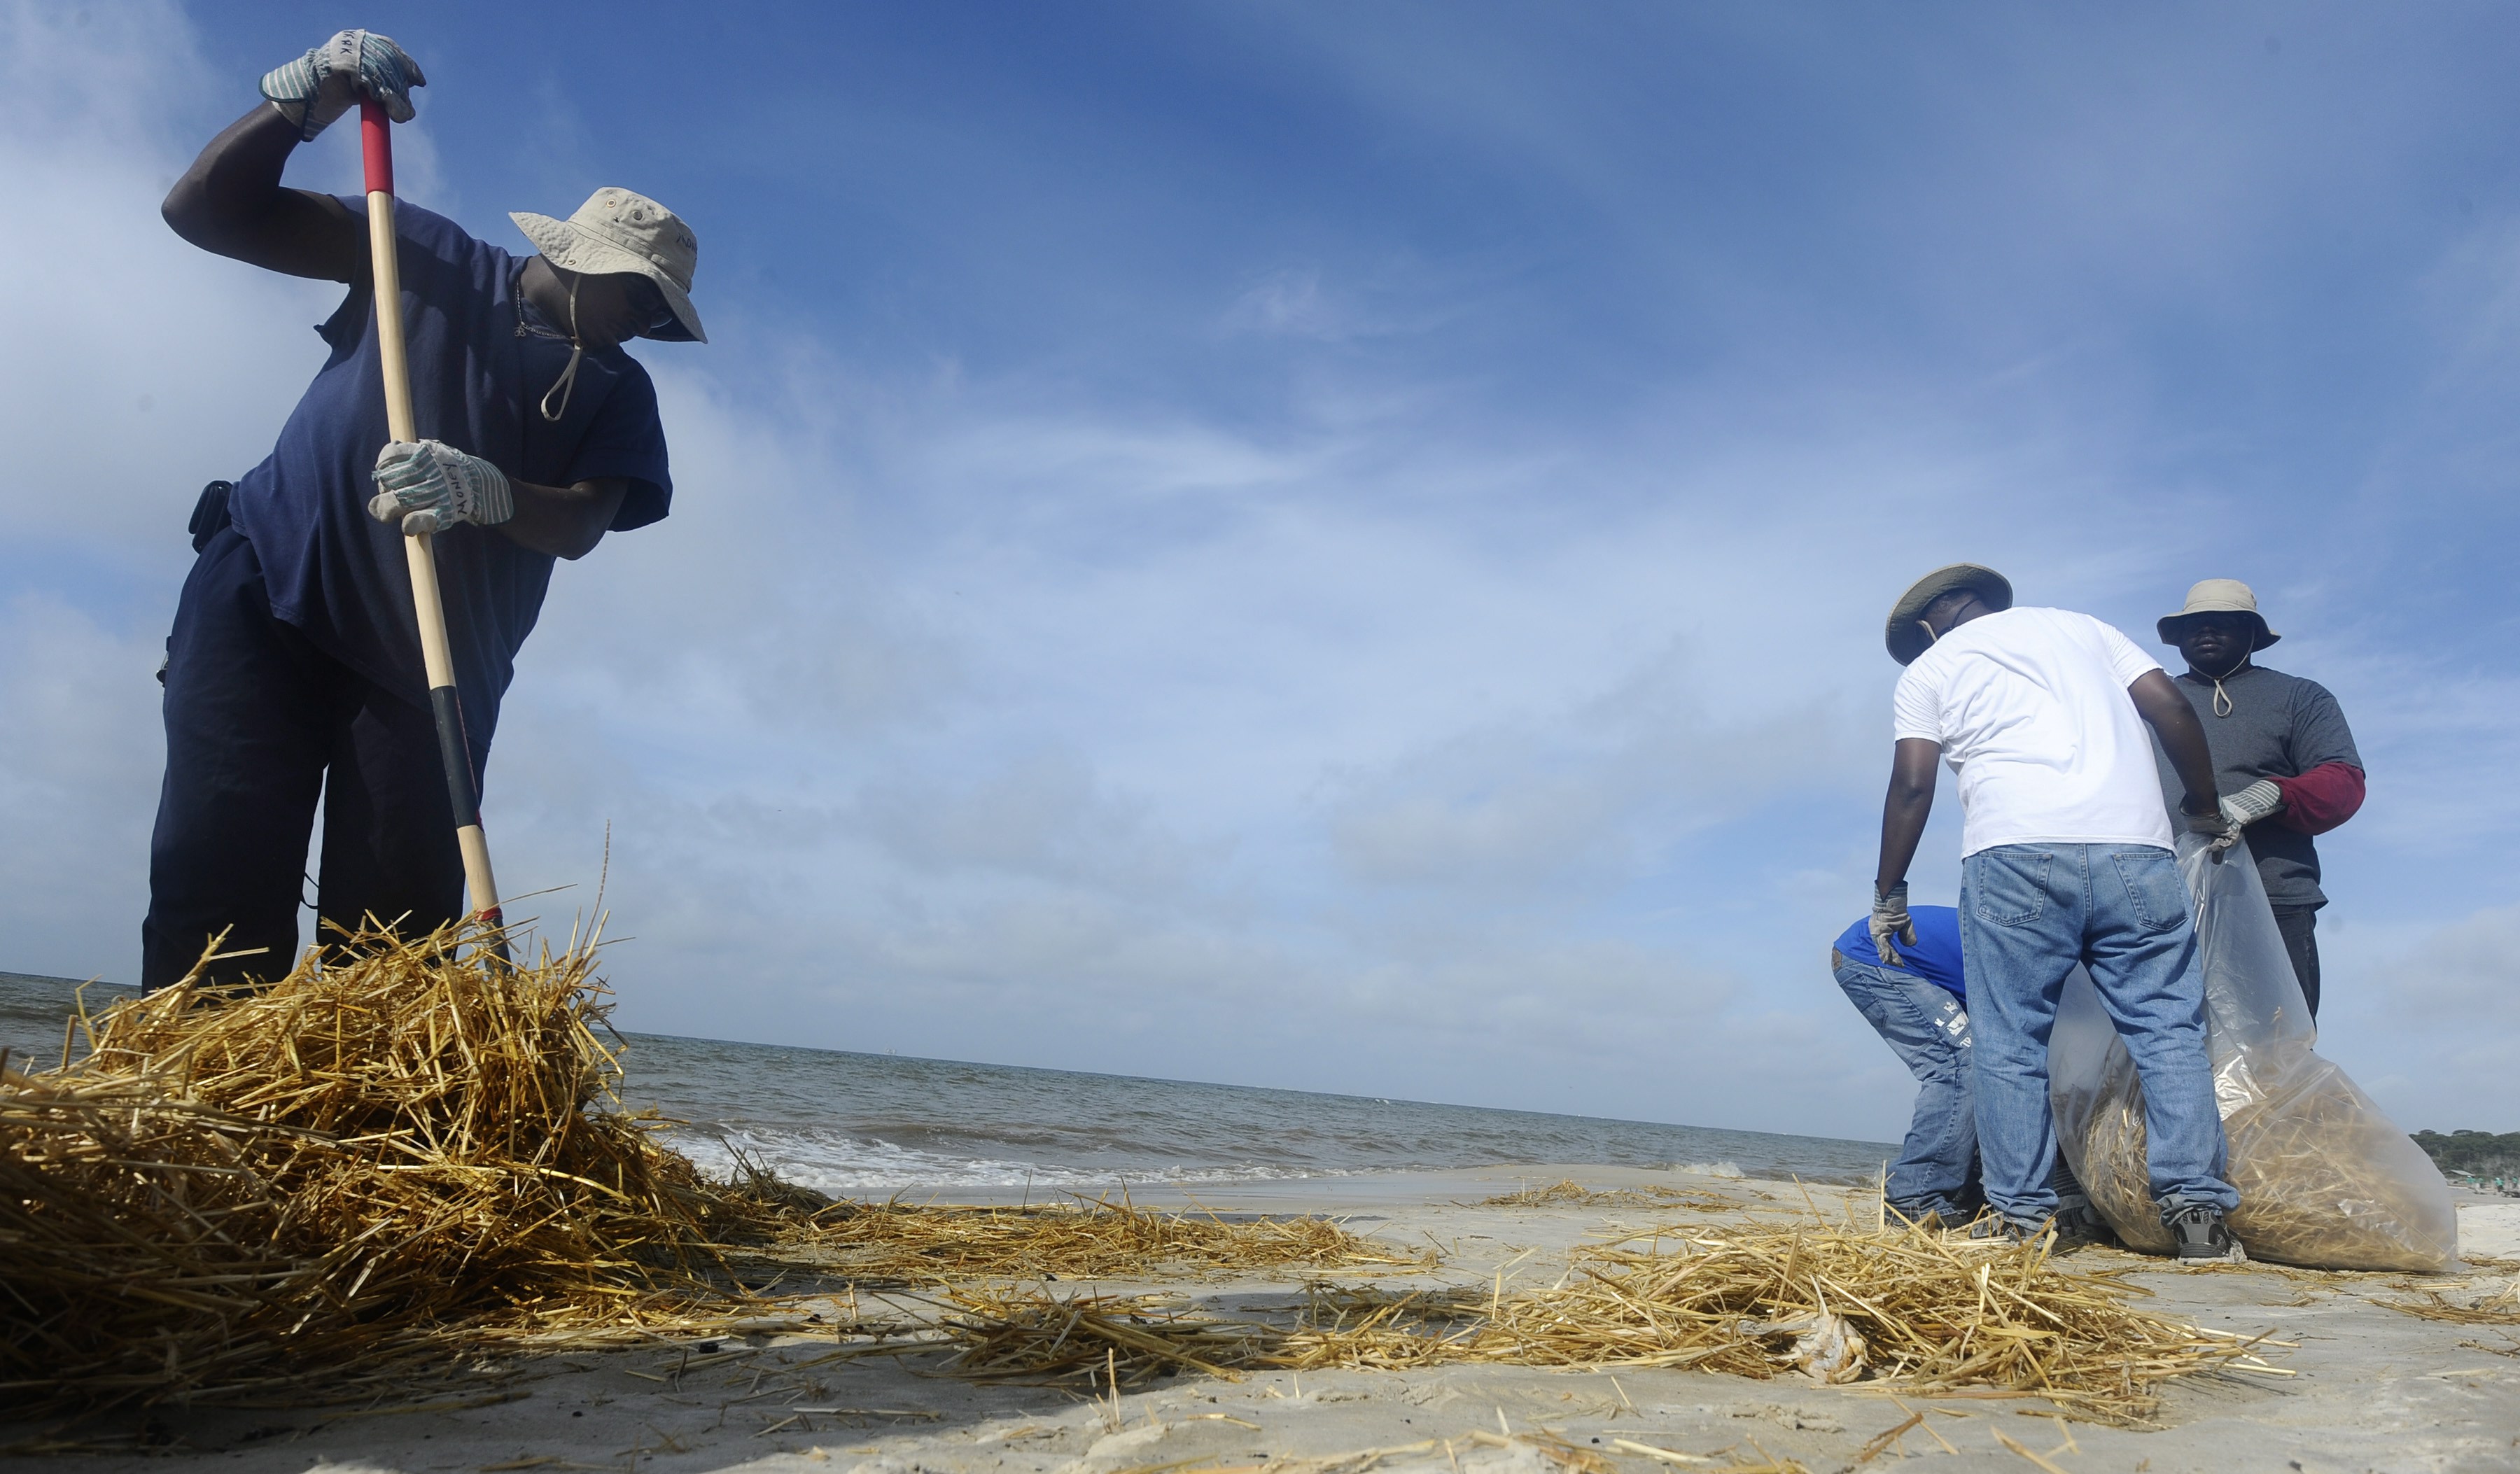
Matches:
[4,1,2517,1142]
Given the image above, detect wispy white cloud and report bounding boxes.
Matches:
[5,1,2519,1145]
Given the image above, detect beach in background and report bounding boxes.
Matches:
[0,971,1893,1196]
[10,968,2520,1473]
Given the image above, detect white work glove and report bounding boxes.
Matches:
[260,30,425,141]
[1870,883,1917,967]
[370,440,512,535]
[2220,779,2285,829]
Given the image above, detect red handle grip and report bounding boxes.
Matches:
[360,98,393,195]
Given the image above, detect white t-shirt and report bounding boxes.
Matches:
[1891,606,2174,857]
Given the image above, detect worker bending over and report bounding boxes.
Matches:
[2154,580,2364,1018]
[145,31,704,989]
[1830,903,1978,1226]
[1870,565,2244,1261]
[1833,899,2114,1242]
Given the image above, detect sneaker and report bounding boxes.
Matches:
[2050,1191,2119,1251]
[1967,1214,2037,1245]
[2162,1202,2247,1263]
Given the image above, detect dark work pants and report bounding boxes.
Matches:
[2269,905,2322,1020]
[142,526,465,992]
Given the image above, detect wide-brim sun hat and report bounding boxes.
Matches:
[2157,577,2280,650]
[511,187,706,343]
[1885,563,2014,666]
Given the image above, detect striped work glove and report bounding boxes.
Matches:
[2219,780,2285,829]
[371,440,512,535]
[260,30,426,141]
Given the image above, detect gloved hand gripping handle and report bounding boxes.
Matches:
[362,100,504,934]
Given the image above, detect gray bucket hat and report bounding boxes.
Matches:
[1885,563,2013,666]
[2157,578,2280,649]
[511,188,706,343]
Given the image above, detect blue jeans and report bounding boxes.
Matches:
[1961,843,2237,1224]
[1832,952,1978,1220]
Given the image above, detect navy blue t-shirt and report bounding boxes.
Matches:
[1833,906,1966,999]
[227,196,671,756]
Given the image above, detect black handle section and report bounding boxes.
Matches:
[427,685,482,829]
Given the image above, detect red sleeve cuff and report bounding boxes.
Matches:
[2273,762,2365,835]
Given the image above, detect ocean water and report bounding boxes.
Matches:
[0,971,1893,1194]
[0,972,129,1074]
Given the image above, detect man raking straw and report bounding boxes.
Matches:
[145,30,704,990]
[1870,565,2246,1261]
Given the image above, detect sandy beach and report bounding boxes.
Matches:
[8,1163,2514,1474]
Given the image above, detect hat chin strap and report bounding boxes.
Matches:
[1914,591,1990,654]
[539,269,585,423]
[2195,651,2251,717]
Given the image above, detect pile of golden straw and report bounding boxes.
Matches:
[0,930,1424,1415]
[935,1221,2284,1425]
[0,926,762,1413]
[1452,1223,2283,1423]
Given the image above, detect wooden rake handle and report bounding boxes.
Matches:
[360,99,503,932]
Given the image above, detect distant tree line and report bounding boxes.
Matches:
[2413,1130,2520,1179]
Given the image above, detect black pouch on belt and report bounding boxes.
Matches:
[162,480,239,685]
[187,479,235,552]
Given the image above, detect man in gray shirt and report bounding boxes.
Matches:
[2153,580,2366,1017]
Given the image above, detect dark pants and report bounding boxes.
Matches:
[2270,905,2322,1019]
[142,526,465,992]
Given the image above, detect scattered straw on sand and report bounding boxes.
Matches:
[784,1196,1431,1284]
[930,1219,2288,1425]
[937,1291,1283,1384]
[2385,1275,2520,1326]
[1478,1179,1742,1212]
[0,930,2289,1426]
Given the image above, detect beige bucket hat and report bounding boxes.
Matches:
[2157,578,2280,649]
[1885,563,2013,666]
[511,188,706,343]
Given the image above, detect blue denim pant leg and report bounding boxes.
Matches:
[1833,956,1977,1219]
[2084,847,2237,1212]
[1963,843,2237,1226]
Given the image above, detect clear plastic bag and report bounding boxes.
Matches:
[2048,835,2458,1272]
